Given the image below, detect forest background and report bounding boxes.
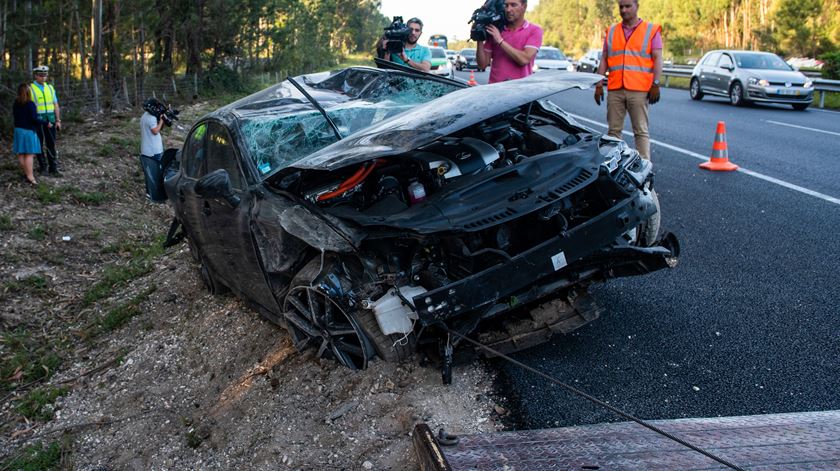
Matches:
[0,0,838,132]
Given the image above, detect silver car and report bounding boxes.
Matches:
[690,50,814,110]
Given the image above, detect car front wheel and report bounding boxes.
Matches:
[690,78,704,100]
[729,82,746,106]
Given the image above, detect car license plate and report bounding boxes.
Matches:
[777,89,799,96]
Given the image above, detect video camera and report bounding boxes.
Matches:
[143,97,180,127]
[469,0,507,42]
[383,16,410,54]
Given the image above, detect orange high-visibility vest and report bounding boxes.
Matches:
[605,20,660,92]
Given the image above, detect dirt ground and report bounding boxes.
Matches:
[0,103,505,470]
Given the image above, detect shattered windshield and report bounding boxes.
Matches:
[239,73,460,177]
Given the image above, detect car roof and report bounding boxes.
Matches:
[460,48,476,52]
[430,46,445,51]
[707,50,777,55]
[540,46,560,50]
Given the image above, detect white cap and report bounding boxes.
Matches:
[33,65,49,73]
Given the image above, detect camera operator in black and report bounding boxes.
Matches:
[377,17,431,72]
[476,0,543,83]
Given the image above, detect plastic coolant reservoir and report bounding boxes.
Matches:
[369,286,427,336]
[407,181,427,205]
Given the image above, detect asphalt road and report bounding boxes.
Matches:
[456,69,840,429]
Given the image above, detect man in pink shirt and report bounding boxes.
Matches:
[476,0,543,84]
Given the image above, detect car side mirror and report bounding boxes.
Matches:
[195,169,240,208]
[722,64,734,71]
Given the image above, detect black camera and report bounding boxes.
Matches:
[143,97,180,127]
[383,16,410,54]
[469,0,507,42]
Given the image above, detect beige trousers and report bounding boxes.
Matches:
[606,88,650,160]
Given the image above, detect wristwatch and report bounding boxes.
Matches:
[653,79,661,86]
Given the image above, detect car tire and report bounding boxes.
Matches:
[283,255,378,370]
[636,188,661,247]
[354,309,416,363]
[729,82,746,106]
[690,78,704,100]
[792,103,809,111]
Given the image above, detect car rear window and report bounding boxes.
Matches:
[431,48,446,58]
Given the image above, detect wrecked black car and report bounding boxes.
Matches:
[156,65,678,378]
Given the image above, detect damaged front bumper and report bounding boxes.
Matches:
[411,192,680,325]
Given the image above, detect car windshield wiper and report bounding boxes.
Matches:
[286,75,343,141]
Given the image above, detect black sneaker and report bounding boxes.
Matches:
[49,170,63,178]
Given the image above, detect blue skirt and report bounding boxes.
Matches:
[13,128,41,154]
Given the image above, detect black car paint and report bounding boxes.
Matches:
[159,65,677,371]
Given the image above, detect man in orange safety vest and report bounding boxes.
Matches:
[594,0,663,160]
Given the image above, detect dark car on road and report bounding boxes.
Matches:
[456,48,479,71]
[156,64,678,379]
[690,50,814,110]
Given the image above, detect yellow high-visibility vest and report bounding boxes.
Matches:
[30,83,57,115]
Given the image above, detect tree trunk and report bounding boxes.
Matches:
[92,0,103,112]
[0,0,7,76]
[74,4,88,92]
[185,0,204,75]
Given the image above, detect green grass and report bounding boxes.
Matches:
[109,135,138,149]
[0,214,12,230]
[68,188,110,205]
[0,441,64,471]
[0,328,63,392]
[664,76,690,89]
[814,90,840,110]
[336,53,375,69]
[28,224,47,241]
[3,275,51,297]
[15,386,69,421]
[81,237,165,307]
[98,143,116,157]
[96,285,157,335]
[36,184,63,204]
[35,184,111,206]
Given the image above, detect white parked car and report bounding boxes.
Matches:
[445,49,458,64]
[429,46,455,79]
[533,47,574,73]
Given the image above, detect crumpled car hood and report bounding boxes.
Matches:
[292,72,602,170]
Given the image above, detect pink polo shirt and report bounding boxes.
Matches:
[483,21,543,84]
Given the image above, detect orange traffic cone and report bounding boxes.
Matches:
[467,70,478,86]
[699,121,739,171]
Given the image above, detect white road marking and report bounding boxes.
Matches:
[764,120,840,137]
[566,112,840,206]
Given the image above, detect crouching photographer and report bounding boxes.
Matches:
[139,98,177,202]
[377,16,431,72]
[474,0,543,84]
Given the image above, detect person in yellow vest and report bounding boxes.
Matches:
[30,65,62,176]
[593,0,662,160]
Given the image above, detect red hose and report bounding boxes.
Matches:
[317,160,380,201]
